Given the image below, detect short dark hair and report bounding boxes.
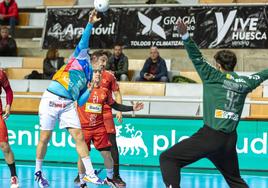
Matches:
[102,50,111,58]
[114,41,123,47]
[92,50,104,58]
[1,26,9,32]
[214,50,237,71]
[91,50,111,60]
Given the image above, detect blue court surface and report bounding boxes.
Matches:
[0,163,268,188]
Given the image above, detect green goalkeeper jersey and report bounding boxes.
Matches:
[183,37,268,133]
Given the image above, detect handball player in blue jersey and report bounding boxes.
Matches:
[34,10,104,188]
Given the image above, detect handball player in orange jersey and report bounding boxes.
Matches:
[76,63,143,188]
[94,50,127,186]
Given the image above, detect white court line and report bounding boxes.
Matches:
[1,164,267,178]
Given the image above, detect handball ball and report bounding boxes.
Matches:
[94,0,109,12]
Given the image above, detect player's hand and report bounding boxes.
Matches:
[88,80,96,91]
[116,112,122,123]
[133,102,144,111]
[176,20,187,35]
[88,9,101,24]
[0,14,4,20]
[3,104,10,120]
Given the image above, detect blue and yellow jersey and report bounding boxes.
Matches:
[48,23,93,104]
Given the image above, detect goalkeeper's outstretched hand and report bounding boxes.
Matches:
[176,20,187,36]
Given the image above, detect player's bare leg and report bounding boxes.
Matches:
[68,128,103,185]
[0,142,19,188]
[35,130,51,188]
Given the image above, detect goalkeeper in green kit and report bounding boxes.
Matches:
[160,21,268,188]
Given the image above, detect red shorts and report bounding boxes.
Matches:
[103,108,115,134]
[0,116,8,143]
[103,118,116,134]
[82,126,111,151]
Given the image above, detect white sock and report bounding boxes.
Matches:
[79,173,86,184]
[35,159,43,172]
[106,168,113,179]
[81,156,94,175]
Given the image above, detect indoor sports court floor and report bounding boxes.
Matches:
[1,163,268,188]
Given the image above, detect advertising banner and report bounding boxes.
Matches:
[1,115,267,170]
[43,6,268,49]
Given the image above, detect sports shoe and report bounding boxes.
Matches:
[83,173,104,185]
[10,176,19,188]
[80,183,88,188]
[34,171,49,188]
[104,177,118,188]
[74,169,103,185]
[113,175,126,187]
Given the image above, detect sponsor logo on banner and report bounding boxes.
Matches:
[47,23,115,41]
[210,9,267,47]
[6,124,267,156]
[43,6,268,49]
[132,12,195,47]
[162,15,196,36]
[138,12,166,39]
[153,130,268,156]
[115,124,148,158]
[3,116,268,169]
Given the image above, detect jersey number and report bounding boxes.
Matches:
[93,95,99,103]
[225,90,239,111]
